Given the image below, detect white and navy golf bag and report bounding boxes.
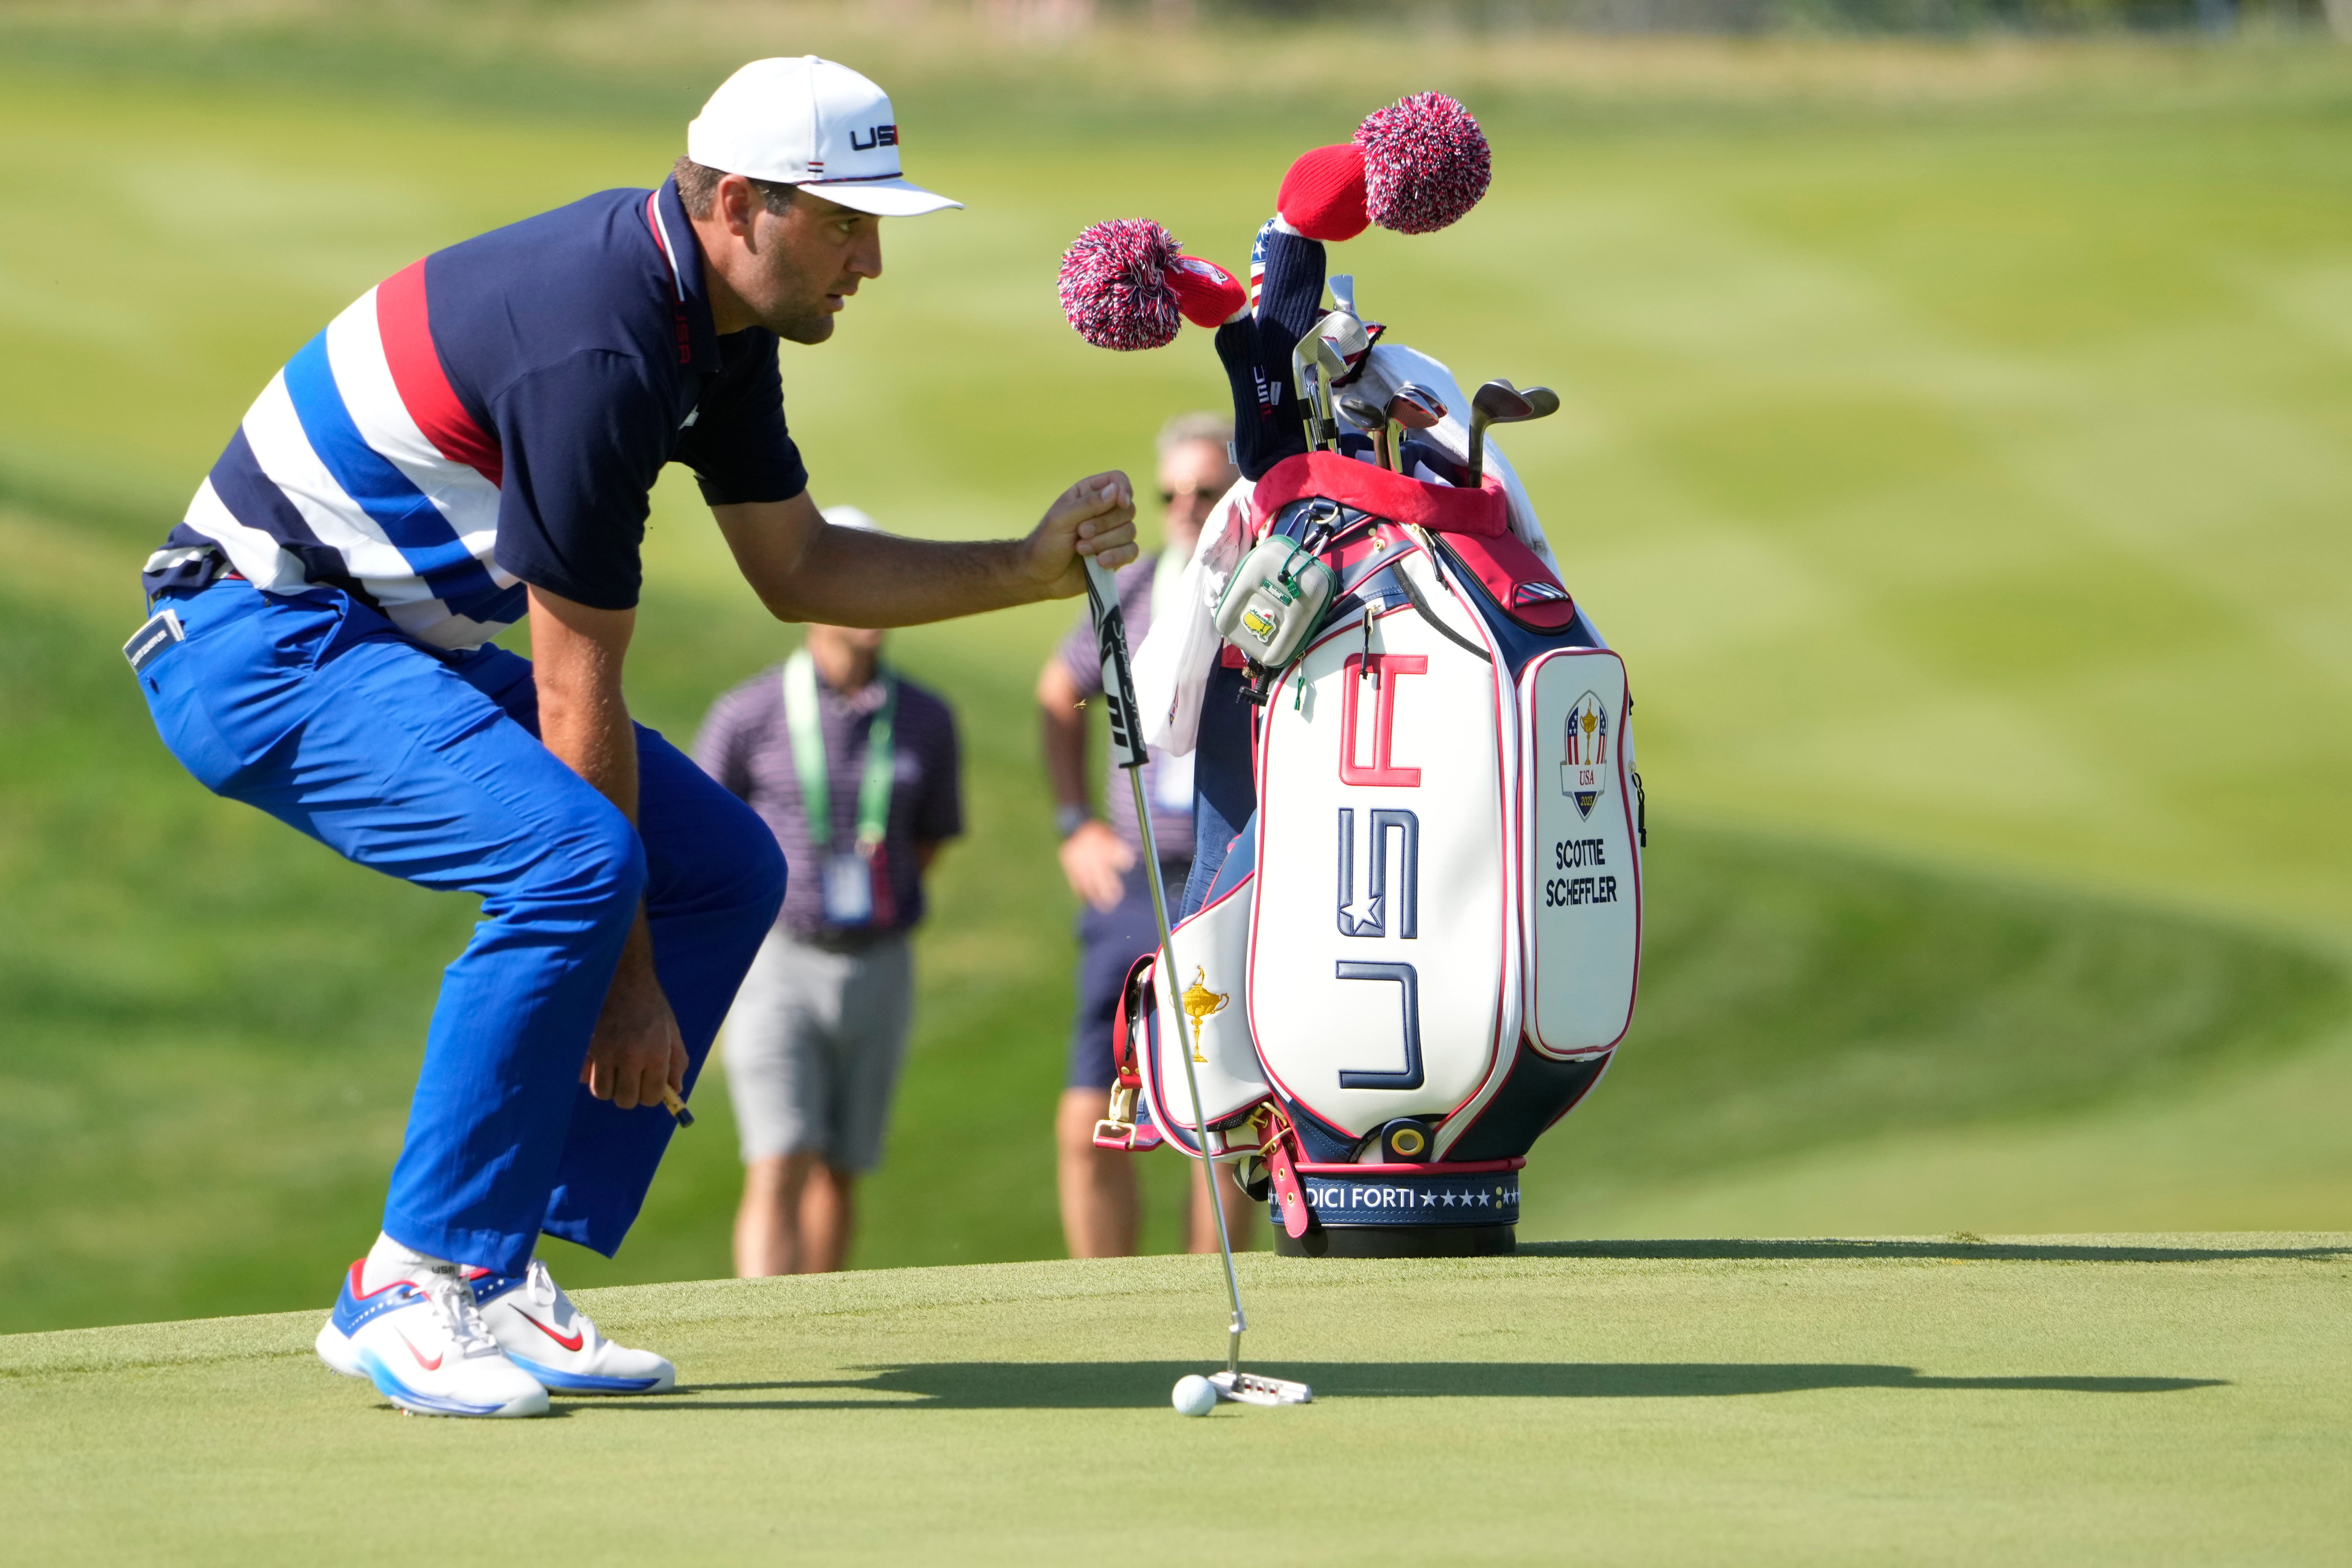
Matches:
[1090,219,1646,1257]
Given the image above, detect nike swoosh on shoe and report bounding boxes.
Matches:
[516,1312,585,1353]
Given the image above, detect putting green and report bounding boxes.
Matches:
[2,1237,2344,1564]
[5,12,2352,1335]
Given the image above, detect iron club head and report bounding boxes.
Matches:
[1465,378,1555,485]
[1336,394,1391,469]
[1386,383,1447,430]
[1291,328,1351,452]
[1383,384,1446,475]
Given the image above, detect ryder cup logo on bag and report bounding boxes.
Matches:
[1560,692,1609,818]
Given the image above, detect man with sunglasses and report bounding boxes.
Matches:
[1039,413,1253,1258]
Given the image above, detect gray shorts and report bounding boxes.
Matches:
[722,928,914,1172]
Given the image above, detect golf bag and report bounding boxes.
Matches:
[1057,95,1647,1254]
[1089,230,1645,1256]
[1100,462,1643,1251]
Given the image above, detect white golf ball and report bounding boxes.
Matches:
[1171,1374,1217,1417]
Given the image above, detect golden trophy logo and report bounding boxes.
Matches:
[1180,968,1228,1065]
[1560,691,1609,819]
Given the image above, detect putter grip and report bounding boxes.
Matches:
[1081,556,1149,773]
[660,1086,695,1128]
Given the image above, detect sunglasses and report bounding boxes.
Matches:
[1160,483,1224,505]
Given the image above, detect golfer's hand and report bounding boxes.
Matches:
[1059,819,1136,912]
[582,929,687,1112]
[1027,473,1138,599]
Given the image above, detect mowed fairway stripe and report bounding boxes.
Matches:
[1,1241,2345,1565]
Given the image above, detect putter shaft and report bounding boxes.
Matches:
[1128,766,1248,1373]
[1080,556,1251,1378]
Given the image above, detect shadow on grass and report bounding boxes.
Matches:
[582,1361,2224,1412]
[1517,1239,2350,1264]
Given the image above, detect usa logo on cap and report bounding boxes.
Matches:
[687,57,962,218]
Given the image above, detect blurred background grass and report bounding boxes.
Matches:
[2,1,2348,1332]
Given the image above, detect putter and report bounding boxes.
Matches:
[1081,552,1312,1409]
[1336,394,1390,470]
[1385,384,1446,476]
[1464,379,1557,486]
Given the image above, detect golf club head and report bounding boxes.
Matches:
[1385,383,1447,430]
[1463,381,1527,487]
[1291,330,1342,451]
[1472,379,1535,425]
[1211,1369,1314,1406]
[1522,385,1561,419]
[1311,308,1369,362]
[1335,395,1393,469]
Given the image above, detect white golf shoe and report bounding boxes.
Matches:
[466,1259,675,1396]
[315,1261,550,1418]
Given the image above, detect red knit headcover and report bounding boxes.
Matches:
[1277,144,1371,243]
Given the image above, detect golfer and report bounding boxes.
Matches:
[1042,413,1255,1258]
[696,508,963,1278]
[125,57,1135,1419]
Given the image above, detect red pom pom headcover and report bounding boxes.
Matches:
[1058,220,1244,349]
[1355,91,1491,235]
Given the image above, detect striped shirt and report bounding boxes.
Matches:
[145,176,808,647]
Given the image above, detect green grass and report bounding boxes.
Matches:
[2,7,2350,1333]
[3,1239,2348,1564]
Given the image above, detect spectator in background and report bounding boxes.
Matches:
[1041,413,1255,1258]
[696,506,963,1276]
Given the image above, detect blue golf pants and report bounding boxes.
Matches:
[135,579,786,1275]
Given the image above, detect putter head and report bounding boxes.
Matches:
[1385,383,1447,430]
[1211,1369,1313,1406]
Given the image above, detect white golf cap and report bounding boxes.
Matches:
[688,57,962,218]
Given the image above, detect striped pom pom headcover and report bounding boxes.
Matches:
[1059,219,1183,351]
[1355,91,1491,235]
[1057,220,1245,351]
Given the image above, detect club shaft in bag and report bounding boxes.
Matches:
[1081,557,1247,1374]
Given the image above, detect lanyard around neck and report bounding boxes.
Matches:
[782,648,897,854]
